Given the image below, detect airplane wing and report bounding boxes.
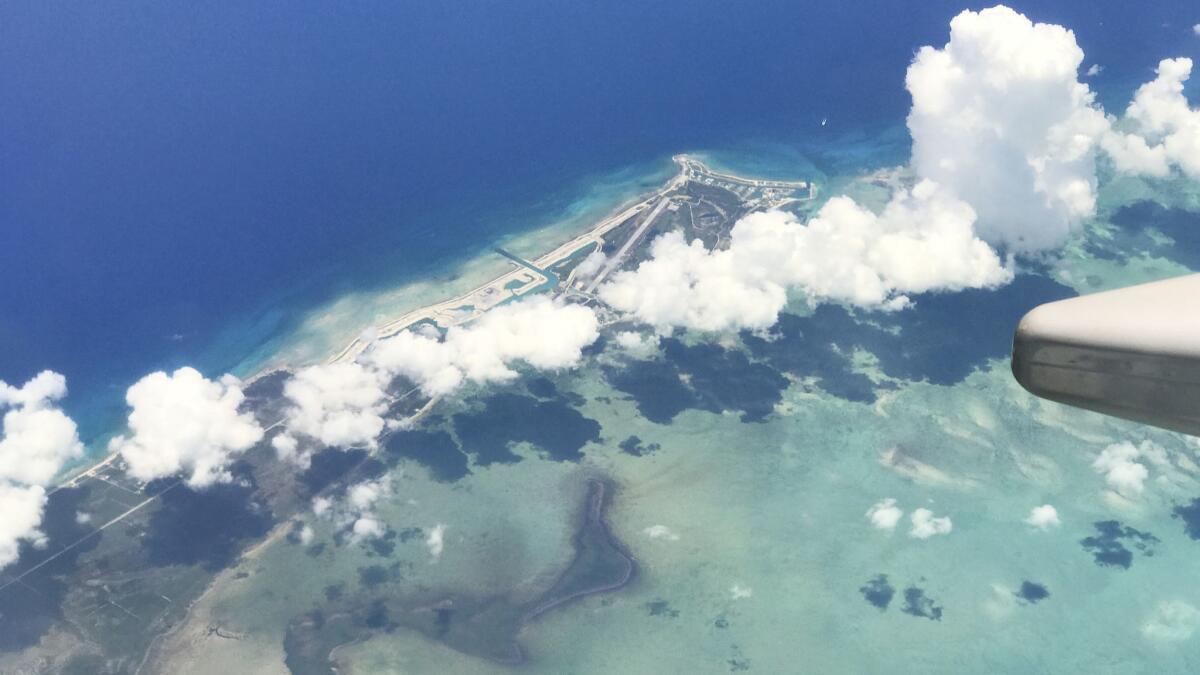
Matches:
[1012,273,1200,436]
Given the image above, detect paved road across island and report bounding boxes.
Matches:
[584,196,671,294]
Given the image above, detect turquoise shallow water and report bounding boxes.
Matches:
[8,0,1196,460]
[6,3,1200,669]
[141,139,1200,673]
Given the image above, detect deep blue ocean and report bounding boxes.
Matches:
[1,1,1196,446]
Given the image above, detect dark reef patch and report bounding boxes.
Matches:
[859,574,895,611]
[1080,520,1159,569]
[367,529,398,557]
[900,587,942,621]
[604,359,695,424]
[453,393,601,464]
[240,370,292,424]
[1015,581,1049,604]
[0,486,98,652]
[645,599,681,618]
[397,527,424,543]
[300,448,370,496]
[358,564,402,588]
[1109,202,1200,270]
[282,478,634,669]
[143,471,272,571]
[1172,498,1200,540]
[525,479,637,619]
[363,599,392,630]
[286,520,309,545]
[605,337,788,424]
[745,274,1076,394]
[619,435,661,457]
[581,334,608,358]
[662,338,788,422]
[742,308,877,402]
[384,429,470,482]
[526,377,558,399]
[241,369,290,401]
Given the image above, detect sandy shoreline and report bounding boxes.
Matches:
[55,158,688,489]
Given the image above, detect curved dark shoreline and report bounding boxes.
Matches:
[284,475,638,672]
[523,477,637,622]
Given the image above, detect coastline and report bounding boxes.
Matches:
[53,166,664,487]
[55,151,811,489]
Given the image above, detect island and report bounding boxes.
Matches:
[0,155,815,674]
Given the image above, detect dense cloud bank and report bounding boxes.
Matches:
[0,372,84,569]
[10,6,1200,574]
[111,367,264,488]
[600,5,1200,334]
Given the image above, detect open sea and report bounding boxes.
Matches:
[1,0,1197,451]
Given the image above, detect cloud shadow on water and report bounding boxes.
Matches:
[453,393,601,464]
[1079,520,1158,569]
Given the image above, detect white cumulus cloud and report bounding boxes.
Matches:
[0,484,48,568]
[366,295,599,396]
[598,5,1115,333]
[1025,504,1061,529]
[275,362,389,466]
[909,508,953,539]
[312,476,392,544]
[907,5,1108,251]
[866,498,904,532]
[1104,58,1200,181]
[600,184,1011,332]
[730,584,753,600]
[426,523,446,562]
[0,372,84,486]
[1092,440,1163,499]
[110,367,263,488]
[0,371,85,570]
[1143,600,1200,642]
[573,250,607,282]
[643,524,680,541]
[614,331,660,358]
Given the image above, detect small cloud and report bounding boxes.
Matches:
[1093,441,1164,499]
[350,517,385,543]
[1143,600,1200,641]
[1194,23,1200,36]
[909,508,952,539]
[866,498,904,531]
[983,583,1018,620]
[298,524,315,546]
[74,511,92,525]
[426,523,446,562]
[643,524,680,541]
[311,477,392,545]
[573,250,607,282]
[1086,63,1103,77]
[730,584,753,600]
[1025,504,1061,530]
[614,331,660,358]
[109,367,263,488]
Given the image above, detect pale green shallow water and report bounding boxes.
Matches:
[171,155,1200,675]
